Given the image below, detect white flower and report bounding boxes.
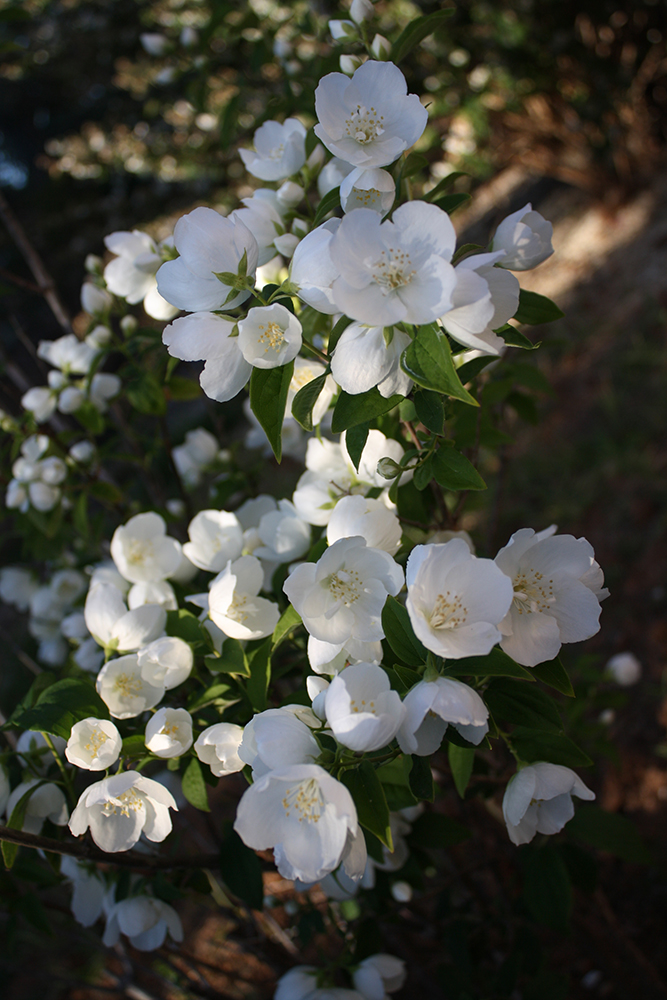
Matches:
[6,780,69,835]
[325,663,405,752]
[103,230,178,320]
[145,708,193,758]
[183,509,244,572]
[284,536,403,645]
[96,653,165,719]
[494,527,608,667]
[329,203,457,326]
[194,723,245,776]
[314,61,427,168]
[69,440,96,464]
[162,311,251,402]
[318,156,354,197]
[308,635,383,675]
[103,893,183,951]
[60,856,106,927]
[239,707,320,778]
[111,512,182,584]
[340,167,395,214]
[15,731,67,771]
[253,499,311,564]
[440,251,520,356]
[290,218,341,315]
[353,954,406,999]
[156,206,258,312]
[231,189,286,266]
[89,372,121,412]
[350,0,374,22]
[69,772,178,852]
[234,763,358,883]
[329,19,356,40]
[140,32,169,55]
[502,763,595,845]
[331,324,412,398]
[327,495,402,555]
[605,651,641,686]
[237,303,302,368]
[397,677,489,755]
[81,282,112,315]
[276,967,364,1000]
[405,540,514,658]
[28,481,61,512]
[207,555,280,640]
[172,427,221,487]
[371,34,391,60]
[37,333,97,374]
[0,567,38,610]
[21,383,59,423]
[138,636,194,689]
[491,204,554,271]
[127,579,177,610]
[65,718,122,770]
[84,582,167,651]
[239,118,307,181]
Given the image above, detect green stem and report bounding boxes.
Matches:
[41,732,75,806]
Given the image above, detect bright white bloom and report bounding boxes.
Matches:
[29,481,61,512]
[491,203,554,271]
[6,780,68,835]
[68,772,178,852]
[84,582,167,651]
[503,762,595,845]
[406,540,514,658]
[65,718,122,770]
[21,379,60,423]
[111,512,182,584]
[172,427,221,487]
[88,372,121,412]
[86,324,112,349]
[234,763,357,883]
[340,167,395,214]
[104,893,183,951]
[156,206,258,312]
[325,662,405,751]
[239,707,320,778]
[145,708,193,758]
[37,333,97,374]
[318,156,354,197]
[81,281,112,315]
[253,499,311,564]
[60,856,106,927]
[183,509,243,572]
[329,203,457,326]
[96,653,165,719]
[138,636,194,689]
[0,566,39,610]
[276,967,364,1000]
[140,32,169,55]
[331,324,412,398]
[207,555,280,640]
[239,118,307,181]
[350,0,374,22]
[69,440,96,464]
[605,651,641,686]
[104,230,178,320]
[441,251,520,355]
[290,218,341,314]
[314,61,427,168]
[194,722,245,776]
[162,311,251,402]
[284,536,403,645]
[353,954,406,999]
[277,180,305,209]
[127,579,177,610]
[308,635,383,675]
[397,677,489,754]
[494,527,608,667]
[237,303,302,368]
[232,189,286,266]
[327,495,402,555]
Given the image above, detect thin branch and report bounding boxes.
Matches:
[0,267,43,295]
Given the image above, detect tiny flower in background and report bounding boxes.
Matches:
[69,772,178,852]
[103,892,183,951]
[353,954,407,999]
[103,229,178,320]
[491,203,554,271]
[605,651,641,686]
[502,762,595,845]
[6,780,69,835]
[145,707,193,758]
[239,118,307,181]
[195,722,245,776]
[66,718,122,770]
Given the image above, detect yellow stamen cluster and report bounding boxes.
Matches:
[282,778,325,823]
[429,590,468,630]
[345,104,385,144]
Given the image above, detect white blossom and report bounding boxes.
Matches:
[405,540,514,658]
[327,495,402,555]
[183,509,244,572]
[340,167,395,214]
[65,718,122,770]
[308,635,383,675]
[207,555,280,640]
[81,282,112,316]
[96,653,165,719]
[441,251,520,355]
[6,780,69,835]
[239,707,320,778]
[138,636,194,689]
[605,651,641,686]
[239,118,307,181]
[314,61,427,168]
[502,762,595,845]
[353,954,406,999]
[145,707,193,757]
[252,499,312,564]
[491,204,554,271]
[276,967,364,1000]
[290,218,341,314]
[331,323,412,398]
[397,677,489,754]
[194,722,245,776]
[162,311,251,402]
[68,772,178,852]
[237,303,302,368]
[84,582,167,651]
[234,763,357,883]
[37,333,97,374]
[325,662,405,751]
[60,856,106,927]
[103,893,183,950]
[127,579,178,610]
[0,567,39,610]
[103,230,178,320]
[111,512,182,584]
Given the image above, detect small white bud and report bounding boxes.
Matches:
[605,652,641,686]
[371,33,391,60]
[339,54,365,75]
[350,0,374,24]
[85,254,103,274]
[120,315,138,335]
[329,19,356,40]
[391,880,413,902]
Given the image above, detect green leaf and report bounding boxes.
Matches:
[409,754,434,802]
[413,454,434,491]
[272,606,302,649]
[219,822,264,909]
[423,171,468,203]
[342,760,392,849]
[413,389,444,434]
[205,637,248,676]
[187,681,235,712]
[451,243,485,265]
[75,401,105,435]
[246,638,272,712]
[448,743,475,798]
[89,480,124,506]
[381,596,428,667]
[566,805,652,864]
[327,314,352,355]
[166,608,205,646]
[531,656,575,697]
[11,679,109,740]
[401,324,478,406]
[514,290,564,326]
[432,192,471,214]
[402,152,429,179]
[391,8,455,64]
[72,491,89,542]
[291,373,328,432]
[121,734,147,758]
[4,673,57,729]
[456,355,495,384]
[432,444,486,491]
[167,375,202,401]
[375,755,418,811]
[126,370,166,415]
[523,846,572,932]
[409,811,471,848]
[331,387,403,433]
[181,758,210,812]
[510,727,593,768]
[484,678,563,731]
[313,186,341,227]
[443,647,535,681]
[345,422,370,472]
[249,361,294,463]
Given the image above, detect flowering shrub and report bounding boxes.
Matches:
[0,4,641,997]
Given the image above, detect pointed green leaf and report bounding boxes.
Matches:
[10,678,109,740]
[423,171,468,203]
[381,596,428,667]
[327,314,353,355]
[272,605,302,649]
[391,8,455,64]
[448,743,475,798]
[510,727,593,768]
[401,324,478,405]
[375,755,418,811]
[182,757,210,812]
[432,192,471,214]
[413,453,434,491]
[313,186,341,227]
[346,422,370,472]
[413,389,444,434]
[331,387,403,433]
[514,290,564,325]
[484,678,563,731]
[496,323,539,350]
[291,373,328,431]
[443,648,535,681]
[402,152,429,178]
[531,656,575,697]
[219,822,265,909]
[249,361,294,462]
[433,444,486,491]
[342,760,392,849]
[205,637,249,676]
[409,754,434,802]
[246,637,272,712]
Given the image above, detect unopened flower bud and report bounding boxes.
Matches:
[605,652,641,686]
[339,53,365,75]
[329,19,356,40]
[376,457,402,480]
[276,180,305,209]
[85,254,103,274]
[120,315,138,335]
[350,0,374,24]
[371,33,391,59]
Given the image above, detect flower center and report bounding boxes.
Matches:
[126,539,154,566]
[84,728,109,758]
[160,723,180,738]
[282,778,325,823]
[429,590,468,630]
[350,698,376,715]
[328,569,362,606]
[344,104,385,144]
[113,672,143,698]
[102,787,144,818]
[291,367,317,391]
[512,569,555,615]
[268,142,285,161]
[372,248,416,293]
[227,593,249,623]
[257,321,286,352]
